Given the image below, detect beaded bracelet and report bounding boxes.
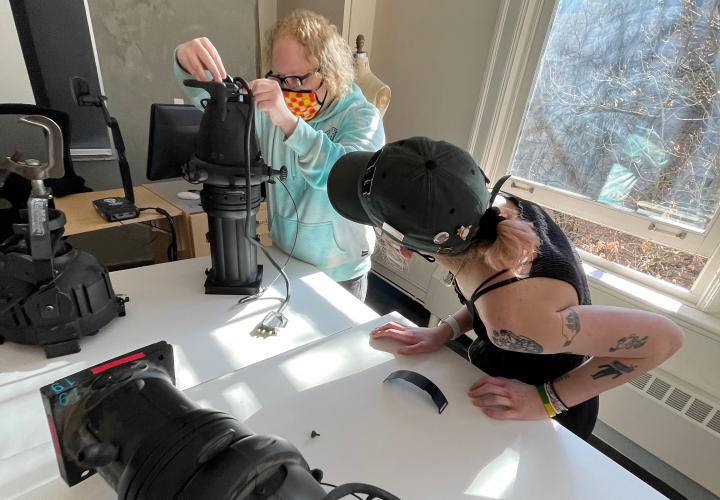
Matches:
[535,384,557,418]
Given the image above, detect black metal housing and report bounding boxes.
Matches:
[0,206,126,358]
[183,77,269,295]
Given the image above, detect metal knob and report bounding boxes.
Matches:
[268,166,288,182]
[356,34,366,53]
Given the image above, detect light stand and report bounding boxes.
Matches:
[70,76,139,221]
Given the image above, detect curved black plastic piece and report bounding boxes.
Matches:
[384,370,448,414]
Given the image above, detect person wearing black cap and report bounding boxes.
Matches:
[328,137,684,440]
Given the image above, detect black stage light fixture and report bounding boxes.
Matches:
[181,76,286,296]
[41,341,400,500]
[0,115,127,358]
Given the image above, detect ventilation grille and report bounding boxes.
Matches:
[687,399,713,423]
[626,372,720,438]
[707,411,720,435]
[665,388,691,412]
[647,378,671,400]
[630,373,652,390]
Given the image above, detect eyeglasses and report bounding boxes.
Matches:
[264,69,319,90]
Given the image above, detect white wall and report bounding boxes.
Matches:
[371,0,502,146]
[258,0,278,74]
[1,1,35,104]
[346,0,377,56]
[75,0,258,189]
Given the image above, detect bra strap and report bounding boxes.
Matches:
[468,269,509,301]
[471,276,524,301]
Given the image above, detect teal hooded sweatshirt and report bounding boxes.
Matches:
[174,63,385,281]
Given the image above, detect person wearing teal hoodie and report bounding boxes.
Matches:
[174,10,385,300]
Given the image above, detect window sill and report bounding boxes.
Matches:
[583,261,720,343]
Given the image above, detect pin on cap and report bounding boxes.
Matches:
[433,232,450,244]
[456,225,472,241]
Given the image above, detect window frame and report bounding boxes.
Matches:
[468,0,720,315]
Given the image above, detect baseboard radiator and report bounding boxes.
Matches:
[599,370,720,496]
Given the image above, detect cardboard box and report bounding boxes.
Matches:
[256,201,270,236]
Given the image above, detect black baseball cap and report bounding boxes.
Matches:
[328,136,510,255]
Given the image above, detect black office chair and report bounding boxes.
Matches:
[0,103,90,240]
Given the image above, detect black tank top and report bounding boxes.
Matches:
[455,195,598,439]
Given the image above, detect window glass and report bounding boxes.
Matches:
[510,0,720,232]
[545,207,707,289]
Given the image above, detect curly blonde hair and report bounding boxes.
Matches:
[266,9,355,98]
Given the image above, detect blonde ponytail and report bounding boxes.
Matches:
[478,205,539,275]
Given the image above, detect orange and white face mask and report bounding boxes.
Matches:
[282,89,325,121]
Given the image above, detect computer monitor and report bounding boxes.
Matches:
[146,103,203,181]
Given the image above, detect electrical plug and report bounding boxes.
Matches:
[252,310,288,337]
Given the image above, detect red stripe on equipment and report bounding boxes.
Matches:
[91,352,146,375]
[48,415,61,455]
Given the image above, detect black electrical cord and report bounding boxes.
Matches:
[239,177,298,302]
[320,482,400,500]
[247,238,290,315]
[237,177,298,315]
[230,77,294,321]
[320,483,362,500]
[138,207,177,262]
[265,177,298,285]
[231,76,255,248]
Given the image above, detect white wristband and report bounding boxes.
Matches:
[438,314,462,341]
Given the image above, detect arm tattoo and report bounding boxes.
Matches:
[561,310,581,347]
[491,329,543,353]
[591,361,635,379]
[609,334,648,352]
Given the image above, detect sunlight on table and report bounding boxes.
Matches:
[279,333,394,392]
[464,447,520,498]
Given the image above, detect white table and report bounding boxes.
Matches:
[13,314,665,499]
[0,250,379,499]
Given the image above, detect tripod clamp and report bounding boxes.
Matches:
[0,115,65,190]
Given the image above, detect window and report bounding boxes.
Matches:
[478,0,720,310]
